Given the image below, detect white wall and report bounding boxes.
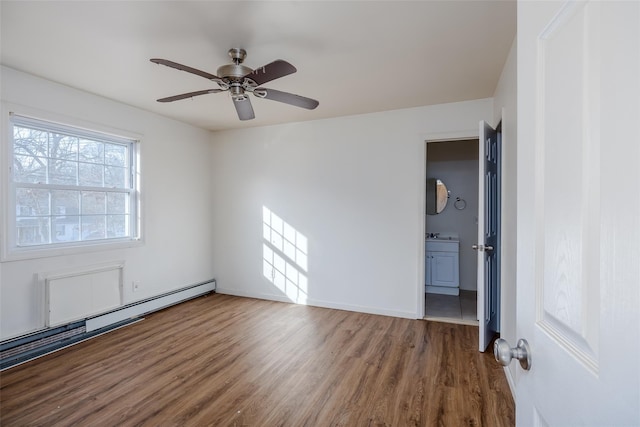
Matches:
[426,140,479,291]
[210,99,493,318]
[0,67,215,340]
[492,37,517,390]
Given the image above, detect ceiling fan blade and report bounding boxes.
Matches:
[245,60,297,86]
[150,58,220,81]
[157,89,223,103]
[233,97,255,121]
[256,88,319,110]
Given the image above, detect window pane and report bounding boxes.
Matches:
[106,192,127,214]
[49,159,77,185]
[79,139,104,163]
[13,155,47,183]
[14,126,48,157]
[107,215,128,238]
[53,216,80,242]
[81,191,105,214]
[105,166,126,188]
[52,190,79,215]
[81,215,105,240]
[105,143,126,167]
[79,163,104,187]
[49,134,77,160]
[16,188,50,216]
[17,217,50,246]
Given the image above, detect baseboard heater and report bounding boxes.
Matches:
[0,279,216,371]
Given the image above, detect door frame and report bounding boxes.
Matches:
[419,124,506,347]
[419,130,479,319]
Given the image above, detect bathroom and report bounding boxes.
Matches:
[425,139,479,323]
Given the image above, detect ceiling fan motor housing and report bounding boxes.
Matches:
[217,48,253,80]
[216,63,252,80]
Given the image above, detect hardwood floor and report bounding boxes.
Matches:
[0,294,514,426]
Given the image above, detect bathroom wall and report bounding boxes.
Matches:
[425,140,479,291]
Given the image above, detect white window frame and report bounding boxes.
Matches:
[1,108,142,261]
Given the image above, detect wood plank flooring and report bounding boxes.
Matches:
[0,294,514,426]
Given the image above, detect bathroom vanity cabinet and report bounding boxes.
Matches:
[425,239,460,295]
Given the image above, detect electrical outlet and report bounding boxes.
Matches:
[132,281,140,292]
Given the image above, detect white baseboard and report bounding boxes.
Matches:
[504,365,516,401]
[215,287,418,319]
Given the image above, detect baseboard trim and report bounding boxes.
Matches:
[215,287,417,319]
[504,365,516,401]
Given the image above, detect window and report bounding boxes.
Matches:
[6,114,139,256]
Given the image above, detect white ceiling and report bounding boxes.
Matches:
[1,1,516,132]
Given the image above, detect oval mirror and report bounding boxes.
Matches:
[426,178,449,215]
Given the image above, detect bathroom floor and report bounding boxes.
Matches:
[425,290,478,325]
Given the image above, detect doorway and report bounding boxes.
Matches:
[424,139,479,325]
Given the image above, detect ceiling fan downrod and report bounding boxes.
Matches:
[228,48,246,65]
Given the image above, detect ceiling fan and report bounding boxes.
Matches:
[150,48,319,121]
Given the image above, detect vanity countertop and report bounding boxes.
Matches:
[426,236,459,242]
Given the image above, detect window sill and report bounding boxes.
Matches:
[1,238,144,263]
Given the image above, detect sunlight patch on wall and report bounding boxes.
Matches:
[262,206,308,304]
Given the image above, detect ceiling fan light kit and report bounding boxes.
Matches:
[151,48,319,121]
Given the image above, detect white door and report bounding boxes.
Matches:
[516,1,640,425]
[478,121,500,352]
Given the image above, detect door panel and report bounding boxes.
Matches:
[517,0,639,424]
[538,0,599,369]
[478,121,500,351]
[431,252,458,287]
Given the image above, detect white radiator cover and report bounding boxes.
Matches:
[40,262,124,327]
